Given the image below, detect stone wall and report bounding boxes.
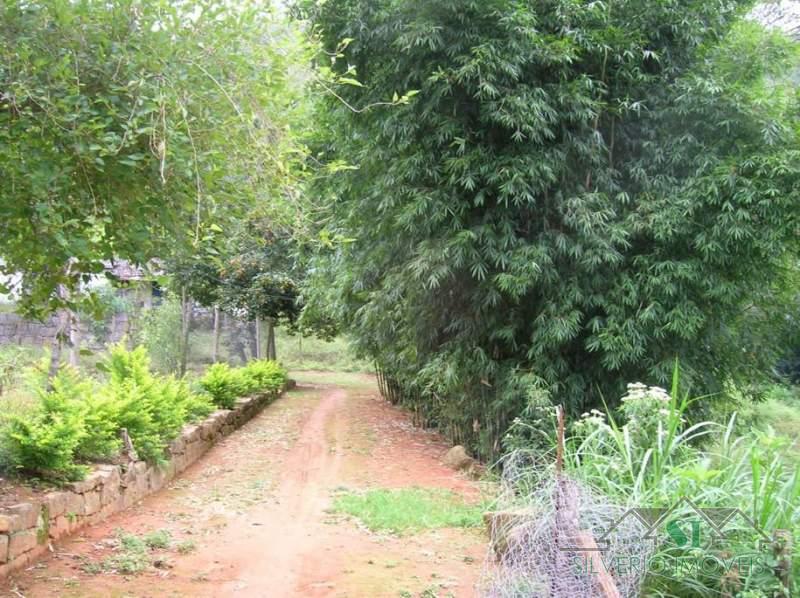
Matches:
[0,312,129,348]
[0,313,60,346]
[0,380,295,580]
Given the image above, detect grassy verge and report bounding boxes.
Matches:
[333,487,483,534]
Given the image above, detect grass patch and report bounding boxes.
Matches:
[176,539,196,554]
[274,330,370,372]
[754,385,800,430]
[91,531,151,575]
[143,528,171,549]
[82,529,178,575]
[333,487,483,534]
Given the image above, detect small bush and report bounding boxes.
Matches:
[1,344,217,479]
[76,391,122,461]
[176,539,196,554]
[199,360,286,409]
[143,529,171,549]
[241,359,288,393]
[0,367,91,480]
[199,363,248,409]
[100,344,213,463]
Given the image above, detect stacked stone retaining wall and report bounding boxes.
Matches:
[0,380,295,579]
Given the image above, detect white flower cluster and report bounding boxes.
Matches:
[574,408,608,432]
[620,382,681,432]
[620,382,671,404]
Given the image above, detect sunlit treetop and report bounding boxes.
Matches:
[0,0,309,317]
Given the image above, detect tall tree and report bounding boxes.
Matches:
[0,0,305,318]
[305,0,800,456]
[218,230,302,361]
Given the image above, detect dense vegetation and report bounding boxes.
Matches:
[0,344,287,479]
[199,359,287,409]
[304,0,800,457]
[0,0,799,595]
[0,0,304,316]
[496,375,800,596]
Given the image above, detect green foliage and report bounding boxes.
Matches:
[0,367,91,480]
[176,539,196,554]
[545,376,800,597]
[100,344,213,463]
[218,239,301,325]
[0,0,309,317]
[277,331,369,372]
[188,327,368,372]
[142,529,171,550]
[199,360,287,409]
[94,530,151,575]
[304,0,800,458]
[333,487,483,534]
[84,285,133,343]
[199,363,250,409]
[76,392,123,462]
[241,359,289,391]
[0,346,38,395]
[136,297,184,374]
[84,528,181,575]
[0,344,214,478]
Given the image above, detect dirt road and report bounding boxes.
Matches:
[1,372,486,598]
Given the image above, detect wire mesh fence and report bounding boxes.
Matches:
[480,449,652,598]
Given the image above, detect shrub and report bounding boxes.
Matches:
[100,344,213,463]
[76,391,122,461]
[199,363,248,409]
[200,360,288,409]
[142,529,171,549]
[241,359,288,393]
[0,367,91,480]
[163,376,214,421]
[1,344,217,479]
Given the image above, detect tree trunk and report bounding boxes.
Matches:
[179,287,193,376]
[212,305,221,363]
[47,284,70,387]
[266,317,276,360]
[255,317,263,359]
[68,311,80,367]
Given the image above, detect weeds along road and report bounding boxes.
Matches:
[1,371,486,598]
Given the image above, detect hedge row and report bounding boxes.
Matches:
[199,360,287,409]
[0,344,287,481]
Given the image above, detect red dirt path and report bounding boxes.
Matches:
[1,372,486,598]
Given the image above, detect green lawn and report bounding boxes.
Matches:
[333,487,484,535]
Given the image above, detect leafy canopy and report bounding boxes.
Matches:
[0,0,305,316]
[305,0,800,456]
